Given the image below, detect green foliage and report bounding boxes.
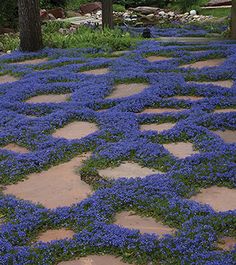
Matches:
[113,4,126,13]
[0,34,19,52]
[171,0,208,12]
[40,0,67,9]
[66,0,93,10]
[113,0,169,7]
[42,20,71,34]
[43,25,138,51]
[199,7,231,18]
[0,0,18,28]
[0,23,138,52]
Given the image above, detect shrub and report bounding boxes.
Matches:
[113,0,170,8]
[171,0,208,13]
[113,4,126,13]
[0,0,18,29]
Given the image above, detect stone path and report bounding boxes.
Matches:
[181,58,225,69]
[81,68,109,75]
[98,162,163,179]
[107,83,149,99]
[3,154,92,208]
[115,211,176,236]
[52,122,98,140]
[0,75,19,84]
[58,255,127,265]
[158,37,223,43]
[190,186,236,212]
[0,41,235,264]
[26,93,71,103]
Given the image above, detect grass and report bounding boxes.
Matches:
[199,7,231,18]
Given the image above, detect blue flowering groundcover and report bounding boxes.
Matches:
[0,40,236,265]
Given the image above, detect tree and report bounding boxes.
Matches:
[18,0,43,51]
[232,0,236,39]
[102,0,113,29]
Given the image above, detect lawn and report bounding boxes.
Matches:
[0,39,235,264]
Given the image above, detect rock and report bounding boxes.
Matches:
[159,11,166,16]
[208,0,231,7]
[80,2,102,14]
[131,6,160,15]
[40,9,49,20]
[147,14,155,19]
[190,10,197,16]
[48,13,56,20]
[0,27,15,35]
[48,8,65,19]
[168,11,175,17]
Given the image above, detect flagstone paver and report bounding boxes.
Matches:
[115,211,176,236]
[81,68,109,75]
[98,162,163,179]
[0,75,19,84]
[3,153,92,209]
[12,58,48,65]
[58,255,128,265]
[37,229,75,243]
[213,130,236,143]
[107,83,149,99]
[2,143,29,154]
[218,237,236,251]
[146,55,172,62]
[52,121,98,140]
[181,58,225,69]
[189,80,233,88]
[140,123,176,133]
[172,96,204,101]
[163,142,199,158]
[190,186,236,212]
[139,108,185,114]
[26,94,71,103]
[214,108,236,113]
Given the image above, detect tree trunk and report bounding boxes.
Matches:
[102,0,113,29]
[18,0,43,51]
[232,0,236,39]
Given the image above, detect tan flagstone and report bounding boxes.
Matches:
[107,83,149,99]
[98,162,163,179]
[213,130,236,143]
[52,121,98,140]
[140,123,176,133]
[181,58,225,69]
[37,229,75,243]
[2,143,29,154]
[115,211,176,236]
[58,255,128,265]
[3,153,92,209]
[0,75,19,84]
[81,68,109,75]
[163,142,199,159]
[26,94,71,103]
[190,186,236,212]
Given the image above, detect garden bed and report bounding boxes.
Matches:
[0,39,235,264]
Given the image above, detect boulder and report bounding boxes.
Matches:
[208,0,231,6]
[40,9,49,20]
[80,2,102,14]
[131,6,160,15]
[48,8,65,19]
[190,10,197,16]
[0,27,15,35]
